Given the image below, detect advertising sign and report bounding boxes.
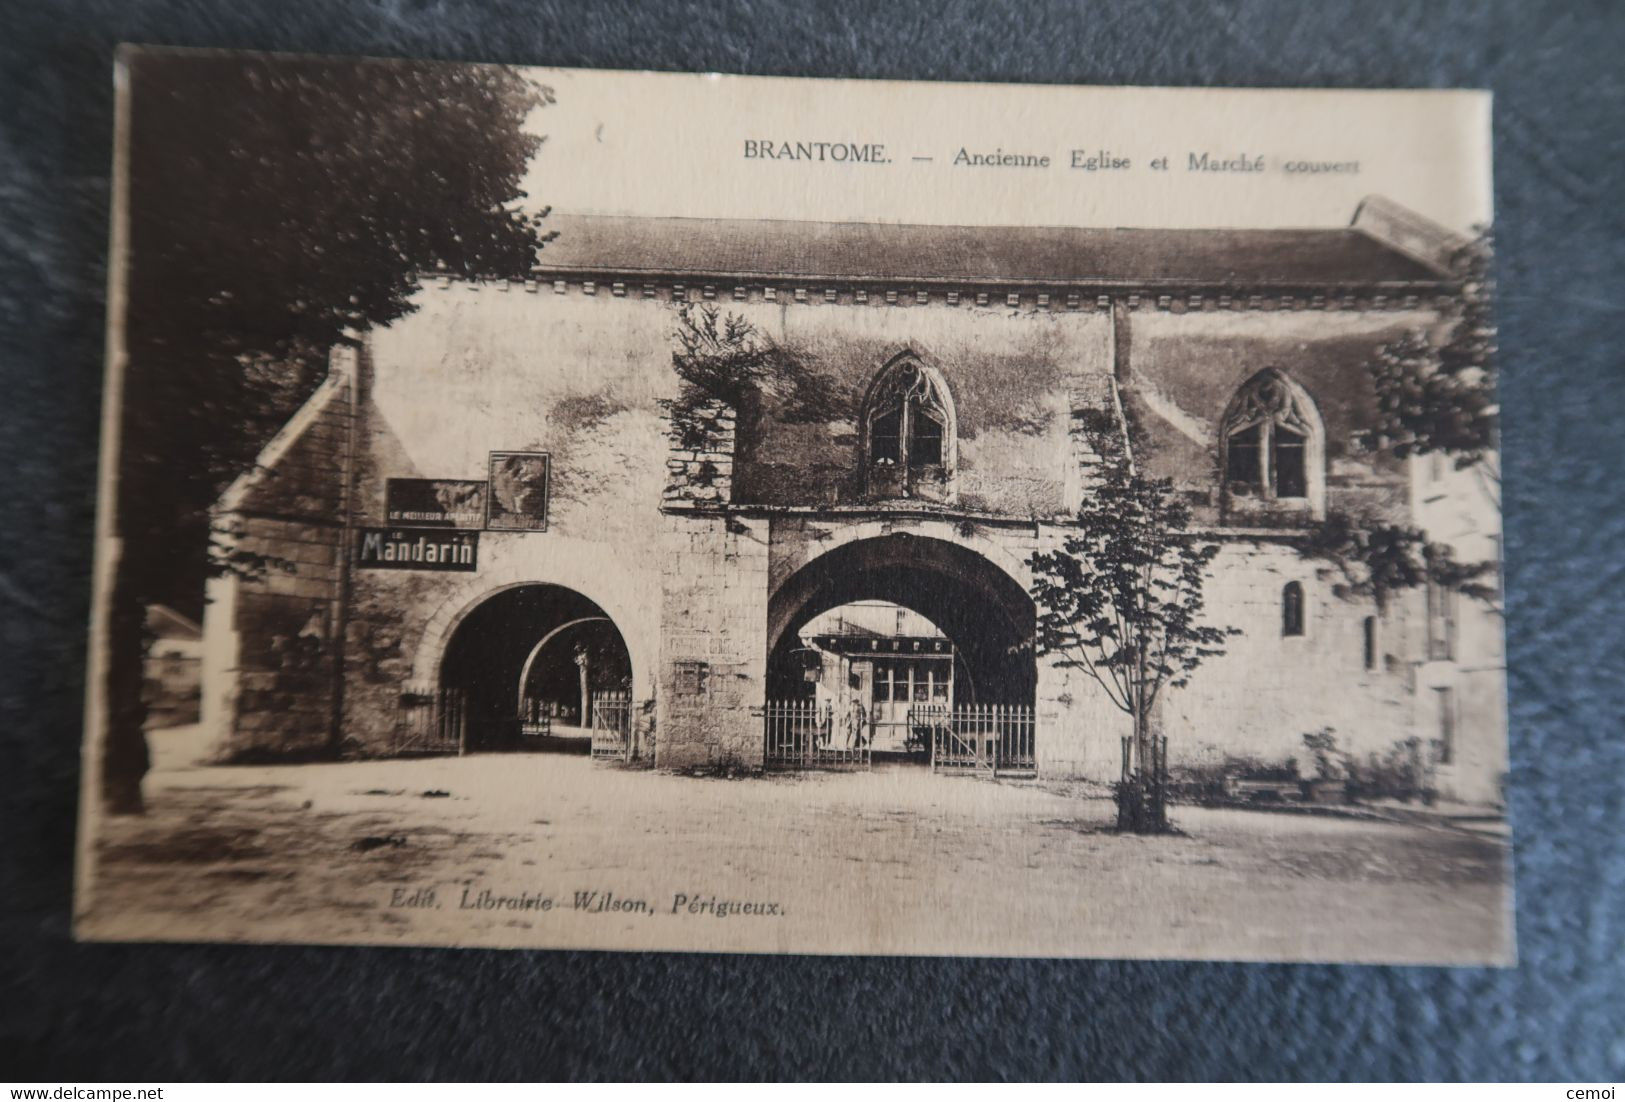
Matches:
[486,452,551,531]
[384,478,487,529]
[355,527,478,571]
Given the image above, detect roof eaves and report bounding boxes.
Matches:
[522,262,1449,291]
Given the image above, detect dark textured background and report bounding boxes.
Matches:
[3,0,1623,1082]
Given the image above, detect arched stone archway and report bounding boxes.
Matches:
[766,517,1033,607]
[438,583,633,752]
[766,533,1037,711]
[515,616,611,712]
[407,535,658,705]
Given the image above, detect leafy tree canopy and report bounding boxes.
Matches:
[121,52,553,613]
[1030,412,1239,832]
[101,53,552,811]
[1359,229,1498,468]
[1030,412,1238,720]
[1302,511,1499,611]
[662,304,844,451]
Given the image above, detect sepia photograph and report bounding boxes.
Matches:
[74,51,1510,964]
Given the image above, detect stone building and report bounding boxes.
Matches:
[198,195,1506,802]
[797,602,958,756]
[143,603,202,729]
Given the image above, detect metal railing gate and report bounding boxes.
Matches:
[394,687,467,755]
[916,703,1037,776]
[590,690,636,762]
[763,700,1034,774]
[763,700,871,770]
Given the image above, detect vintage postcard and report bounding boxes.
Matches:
[76,49,1510,963]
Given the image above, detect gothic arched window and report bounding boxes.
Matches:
[861,352,956,500]
[1219,368,1326,520]
[1282,581,1306,637]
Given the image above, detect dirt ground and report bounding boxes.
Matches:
[75,726,1515,963]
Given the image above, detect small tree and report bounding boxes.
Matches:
[661,304,845,451]
[1360,228,1499,504]
[663,304,780,451]
[1346,229,1504,626]
[1303,511,1498,612]
[1029,414,1240,832]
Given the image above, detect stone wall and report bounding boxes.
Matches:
[337,285,675,755]
[663,398,736,506]
[1410,455,1507,804]
[1120,307,1438,527]
[1158,540,1421,773]
[657,512,770,769]
[356,282,676,548]
[721,300,1105,515]
[341,530,664,756]
[201,349,356,761]
[198,278,1496,797]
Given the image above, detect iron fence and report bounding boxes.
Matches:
[394,687,466,755]
[920,703,1037,776]
[763,700,871,770]
[518,697,553,741]
[590,690,635,762]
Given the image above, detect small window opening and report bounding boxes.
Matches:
[1426,581,1457,661]
[862,354,956,498]
[1274,426,1307,498]
[1282,582,1305,637]
[1219,369,1322,513]
[1226,425,1263,495]
[910,410,944,467]
[1435,686,1456,765]
[871,408,901,465]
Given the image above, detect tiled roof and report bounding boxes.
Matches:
[532,213,1448,288]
